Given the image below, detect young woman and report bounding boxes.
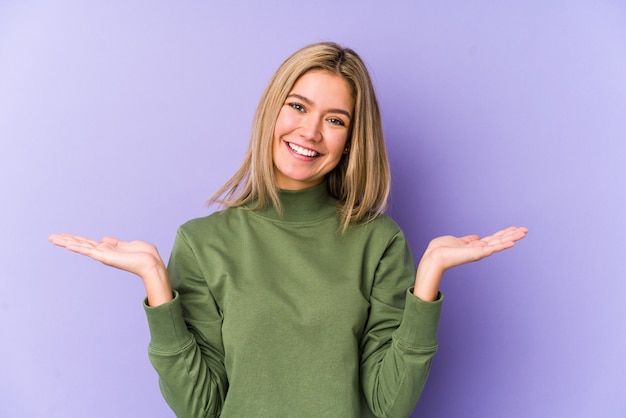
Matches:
[49,42,527,417]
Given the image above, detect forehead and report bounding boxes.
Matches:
[289,70,354,110]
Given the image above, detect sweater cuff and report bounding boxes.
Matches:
[143,291,193,352]
[393,288,443,348]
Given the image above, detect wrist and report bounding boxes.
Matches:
[413,252,445,302]
[141,264,173,307]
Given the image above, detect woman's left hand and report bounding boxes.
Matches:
[413,226,528,301]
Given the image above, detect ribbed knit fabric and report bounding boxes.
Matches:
[144,182,443,417]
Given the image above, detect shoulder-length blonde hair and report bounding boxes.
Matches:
[209,42,390,231]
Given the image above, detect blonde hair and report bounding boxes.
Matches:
[209,42,390,231]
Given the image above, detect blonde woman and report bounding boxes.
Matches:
[50,42,527,417]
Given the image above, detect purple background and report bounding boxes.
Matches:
[1,1,625,417]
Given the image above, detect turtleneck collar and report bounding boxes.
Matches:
[249,181,338,223]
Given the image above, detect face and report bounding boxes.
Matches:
[272,69,354,190]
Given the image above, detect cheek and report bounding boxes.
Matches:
[274,109,298,136]
[329,132,350,157]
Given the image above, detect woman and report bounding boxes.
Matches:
[50,42,527,417]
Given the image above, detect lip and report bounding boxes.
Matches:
[284,141,323,160]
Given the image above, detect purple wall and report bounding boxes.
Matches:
[1,1,624,417]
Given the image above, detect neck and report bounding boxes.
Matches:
[252,181,337,222]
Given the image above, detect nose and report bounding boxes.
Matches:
[299,115,322,141]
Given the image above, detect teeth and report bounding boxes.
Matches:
[288,142,319,157]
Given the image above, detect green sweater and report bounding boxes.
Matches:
[144,182,443,417]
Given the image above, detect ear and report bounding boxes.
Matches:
[343,142,351,155]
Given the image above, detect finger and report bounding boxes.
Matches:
[513,226,529,238]
[67,234,102,246]
[495,226,525,234]
[52,233,101,247]
[467,240,513,259]
[481,236,515,249]
[495,227,528,244]
[48,234,66,244]
[49,233,86,248]
[481,226,527,244]
[51,233,102,252]
[472,233,516,249]
[458,234,481,243]
[62,241,111,263]
[485,227,517,240]
[49,233,82,243]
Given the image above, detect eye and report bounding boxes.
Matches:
[327,117,346,127]
[288,103,305,112]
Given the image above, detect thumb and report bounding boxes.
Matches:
[102,236,121,246]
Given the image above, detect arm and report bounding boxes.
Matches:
[47,233,172,306]
[360,231,441,418]
[146,229,228,417]
[361,226,527,417]
[49,232,228,416]
[413,226,528,301]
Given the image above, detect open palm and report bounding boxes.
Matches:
[425,226,528,271]
[48,233,165,278]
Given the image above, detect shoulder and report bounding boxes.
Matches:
[366,213,403,233]
[355,212,403,236]
[176,207,246,241]
[347,212,409,249]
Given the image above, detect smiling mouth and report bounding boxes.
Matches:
[287,142,321,158]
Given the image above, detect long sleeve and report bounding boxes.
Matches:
[142,183,443,417]
[360,231,443,418]
[144,229,228,418]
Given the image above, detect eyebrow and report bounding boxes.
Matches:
[287,93,352,120]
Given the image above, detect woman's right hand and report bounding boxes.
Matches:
[49,233,173,306]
